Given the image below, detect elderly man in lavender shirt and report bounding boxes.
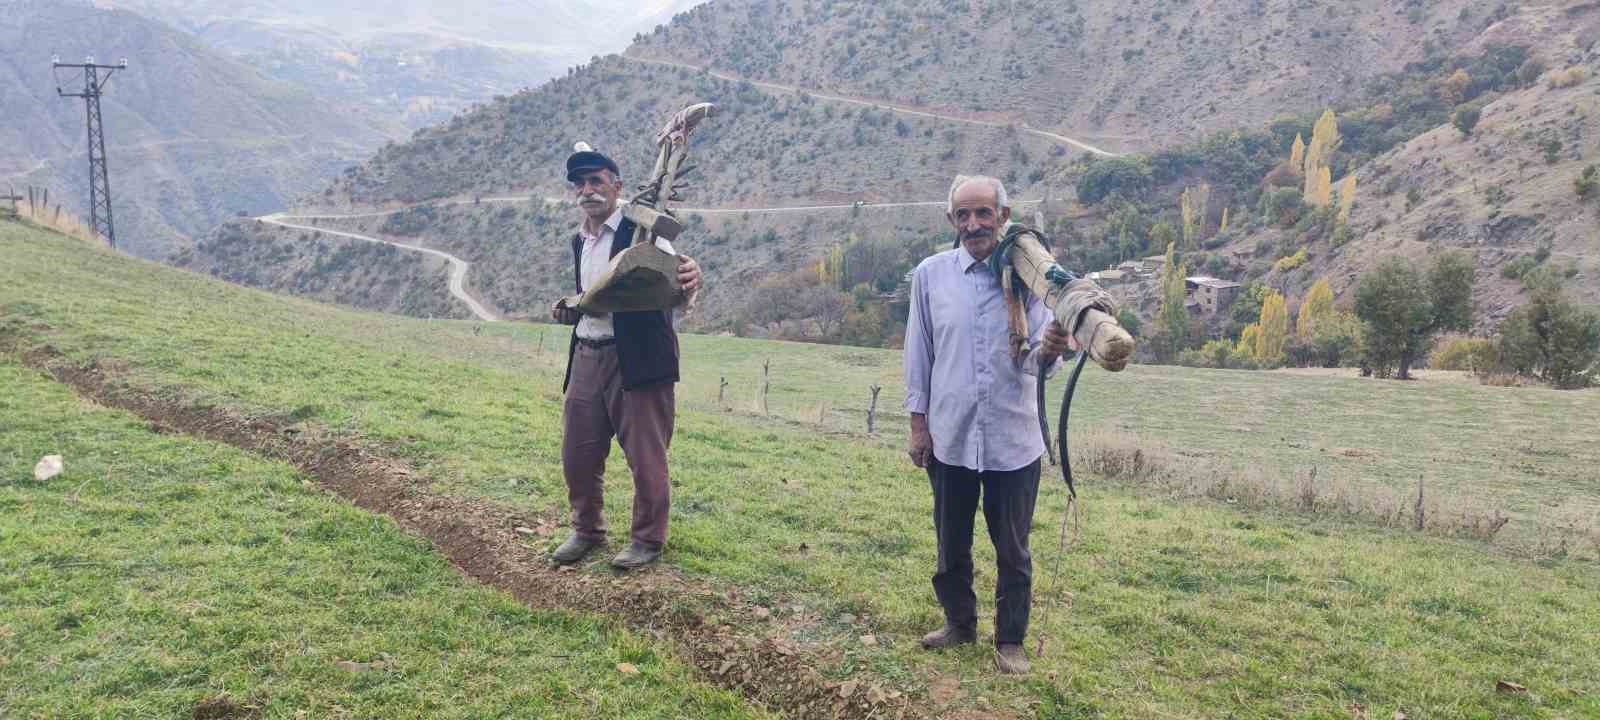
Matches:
[903,175,1077,675]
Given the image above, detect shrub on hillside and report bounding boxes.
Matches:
[1575,165,1599,202]
[1494,277,1600,389]
[1452,105,1481,136]
[1116,308,1142,338]
[1273,249,1309,273]
[1260,188,1305,227]
[1548,67,1587,89]
[1431,336,1496,372]
[1076,156,1154,204]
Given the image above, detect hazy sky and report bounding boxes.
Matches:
[100,0,710,54]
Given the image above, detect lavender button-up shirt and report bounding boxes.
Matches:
[903,246,1063,472]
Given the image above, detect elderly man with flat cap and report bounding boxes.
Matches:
[550,144,702,569]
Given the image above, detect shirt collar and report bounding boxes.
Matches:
[956,244,989,274]
[580,206,624,244]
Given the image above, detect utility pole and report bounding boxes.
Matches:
[53,55,127,248]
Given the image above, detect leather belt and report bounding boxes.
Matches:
[575,336,616,349]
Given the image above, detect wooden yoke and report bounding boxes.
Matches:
[1004,228,1135,371]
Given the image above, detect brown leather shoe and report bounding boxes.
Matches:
[611,541,664,570]
[920,623,977,649]
[551,534,603,565]
[995,643,1030,675]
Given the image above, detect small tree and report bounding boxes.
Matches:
[1575,165,1599,202]
[1355,252,1475,379]
[1310,310,1365,368]
[1453,105,1481,137]
[1158,242,1191,360]
[1497,275,1600,388]
[1116,308,1143,338]
[1150,221,1178,254]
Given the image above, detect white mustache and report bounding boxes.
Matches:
[580,193,606,203]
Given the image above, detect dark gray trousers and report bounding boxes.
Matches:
[928,456,1040,646]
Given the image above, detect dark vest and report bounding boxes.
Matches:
[562,216,681,393]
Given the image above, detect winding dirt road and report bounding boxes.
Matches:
[262,196,1044,322]
[260,51,1094,322]
[622,54,1124,158]
[258,213,501,322]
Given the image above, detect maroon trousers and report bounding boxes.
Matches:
[561,342,675,545]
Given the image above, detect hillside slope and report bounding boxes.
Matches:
[0,0,401,259]
[1207,3,1600,331]
[630,0,1495,149]
[191,0,1596,337]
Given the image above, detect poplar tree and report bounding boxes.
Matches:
[1257,291,1289,362]
[1158,242,1190,358]
[1298,278,1335,339]
[1237,324,1263,360]
[1337,175,1358,224]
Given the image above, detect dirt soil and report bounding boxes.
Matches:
[2,326,1010,720]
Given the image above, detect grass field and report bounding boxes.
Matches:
[4,220,1599,718]
[0,360,764,719]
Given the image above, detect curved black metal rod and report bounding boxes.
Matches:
[1055,350,1090,498]
[1036,357,1057,466]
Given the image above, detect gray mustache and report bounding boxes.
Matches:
[580,193,606,203]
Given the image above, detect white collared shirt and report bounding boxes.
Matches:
[575,205,677,340]
[902,246,1063,472]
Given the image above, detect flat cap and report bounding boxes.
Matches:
[566,141,619,181]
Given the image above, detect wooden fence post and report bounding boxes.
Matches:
[1413,476,1425,532]
[867,384,882,433]
[759,359,770,416]
[718,376,728,407]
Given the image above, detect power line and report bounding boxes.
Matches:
[53,54,127,249]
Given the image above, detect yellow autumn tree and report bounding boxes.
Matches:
[816,242,846,289]
[1314,166,1334,207]
[1237,323,1263,360]
[1442,69,1472,105]
[1219,207,1230,234]
[1297,278,1335,340]
[1256,291,1289,363]
[1289,134,1306,175]
[1311,109,1342,157]
[1337,174,1358,224]
[1303,109,1342,206]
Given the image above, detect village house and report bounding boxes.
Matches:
[1185,276,1241,315]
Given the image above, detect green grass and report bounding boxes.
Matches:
[0,360,765,719]
[4,221,1599,718]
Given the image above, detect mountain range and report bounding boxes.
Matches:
[158,0,1600,340]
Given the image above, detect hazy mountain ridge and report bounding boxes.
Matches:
[0,0,401,258]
